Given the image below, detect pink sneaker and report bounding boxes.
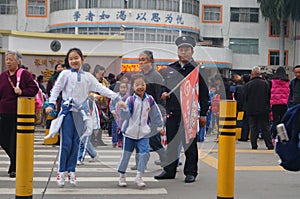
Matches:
[118,139,123,148]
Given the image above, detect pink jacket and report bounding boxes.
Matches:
[270,79,290,106]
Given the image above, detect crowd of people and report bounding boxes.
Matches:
[0,35,300,190]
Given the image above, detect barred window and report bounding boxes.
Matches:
[0,0,17,15]
[269,51,288,66]
[27,0,46,16]
[203,5,222,23]
[230,7,259,23]
[269,20,289,37]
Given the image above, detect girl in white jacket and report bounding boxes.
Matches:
[117,73,164,187]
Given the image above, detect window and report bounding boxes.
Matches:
[50,0,76,12]
[202,5,222,23]
[269,20,289,37]
[0,0,17,14]
[229,38,259,54]
[79,0,98,8]
[230,7,259,23]
[269,50,288,66]
[111,0,123,8]
[27,0,47,17]
[166,0,179,12]
[182,0,199,16]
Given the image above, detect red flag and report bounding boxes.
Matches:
[180,67,199,144]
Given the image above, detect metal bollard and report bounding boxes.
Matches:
[217,100,237,199]
[16,97,35,199]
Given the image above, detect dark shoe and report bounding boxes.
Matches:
[185,175,195,183]
[238,139,248,142]
[154,171,175,180]
[9,172,16,178]
[252,147,257,150]
[267,146,274,150]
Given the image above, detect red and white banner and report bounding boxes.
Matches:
[180,67,199,144]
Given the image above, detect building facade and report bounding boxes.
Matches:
[0,0,299,77]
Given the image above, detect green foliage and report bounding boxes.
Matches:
[257,0,300,21]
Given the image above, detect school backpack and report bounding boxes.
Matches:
[17,68,44,110]
[275,104,300,171]
[128,95,155,115]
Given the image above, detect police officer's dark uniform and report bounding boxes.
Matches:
[155,36,209,183]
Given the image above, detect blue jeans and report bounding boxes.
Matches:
[77,135,97,162]
[118,137,150,174]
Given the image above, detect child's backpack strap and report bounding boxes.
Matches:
[148,95,155,108]
[16,68,25,88]
[129,96,135,115]
[129,95,155,115]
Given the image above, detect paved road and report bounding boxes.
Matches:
[0,128,299,199]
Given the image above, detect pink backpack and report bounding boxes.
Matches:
[17,69,44,110]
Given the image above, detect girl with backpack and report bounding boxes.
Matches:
[116,74,164,187]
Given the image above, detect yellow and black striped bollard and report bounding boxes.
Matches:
[217,100,237,199]
[16,97,35,199]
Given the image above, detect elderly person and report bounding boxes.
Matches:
[0,51,38,178]
[244,66,273,150]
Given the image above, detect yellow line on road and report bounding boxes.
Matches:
[200,149,275,154]
[199,149,283,171]
[235,166,284,171]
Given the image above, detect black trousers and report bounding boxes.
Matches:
[149,133,166,164]
[271,105,287,138]
[0,114,17,173]
[248,113,273,149]
[163,112,198,177]
[239,112,250,140]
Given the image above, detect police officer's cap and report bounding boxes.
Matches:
[175,36,196,48]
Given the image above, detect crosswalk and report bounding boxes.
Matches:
[0,129,168,198]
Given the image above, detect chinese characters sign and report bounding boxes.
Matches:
[73,9,185,25]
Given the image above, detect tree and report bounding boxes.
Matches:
[257,0,300,67]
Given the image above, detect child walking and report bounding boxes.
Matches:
[45,48,126,187]
[110,81,129,148]
[116,74,164,187]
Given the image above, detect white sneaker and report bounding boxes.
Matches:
[135,177,146,187]
[118,176,127,187]
[68,172,76,186]
[57,172,65,187]
[77,160,84,166]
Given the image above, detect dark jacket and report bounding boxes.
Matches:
[234,83,245,111]
[161,59,209,116]
[143,68,166,117]
[0,68,39,114]
[288,78,300,108]
[244,76,270,116]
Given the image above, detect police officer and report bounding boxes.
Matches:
[154,36,209,183]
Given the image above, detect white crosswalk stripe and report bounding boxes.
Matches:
[0,130,167,197]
